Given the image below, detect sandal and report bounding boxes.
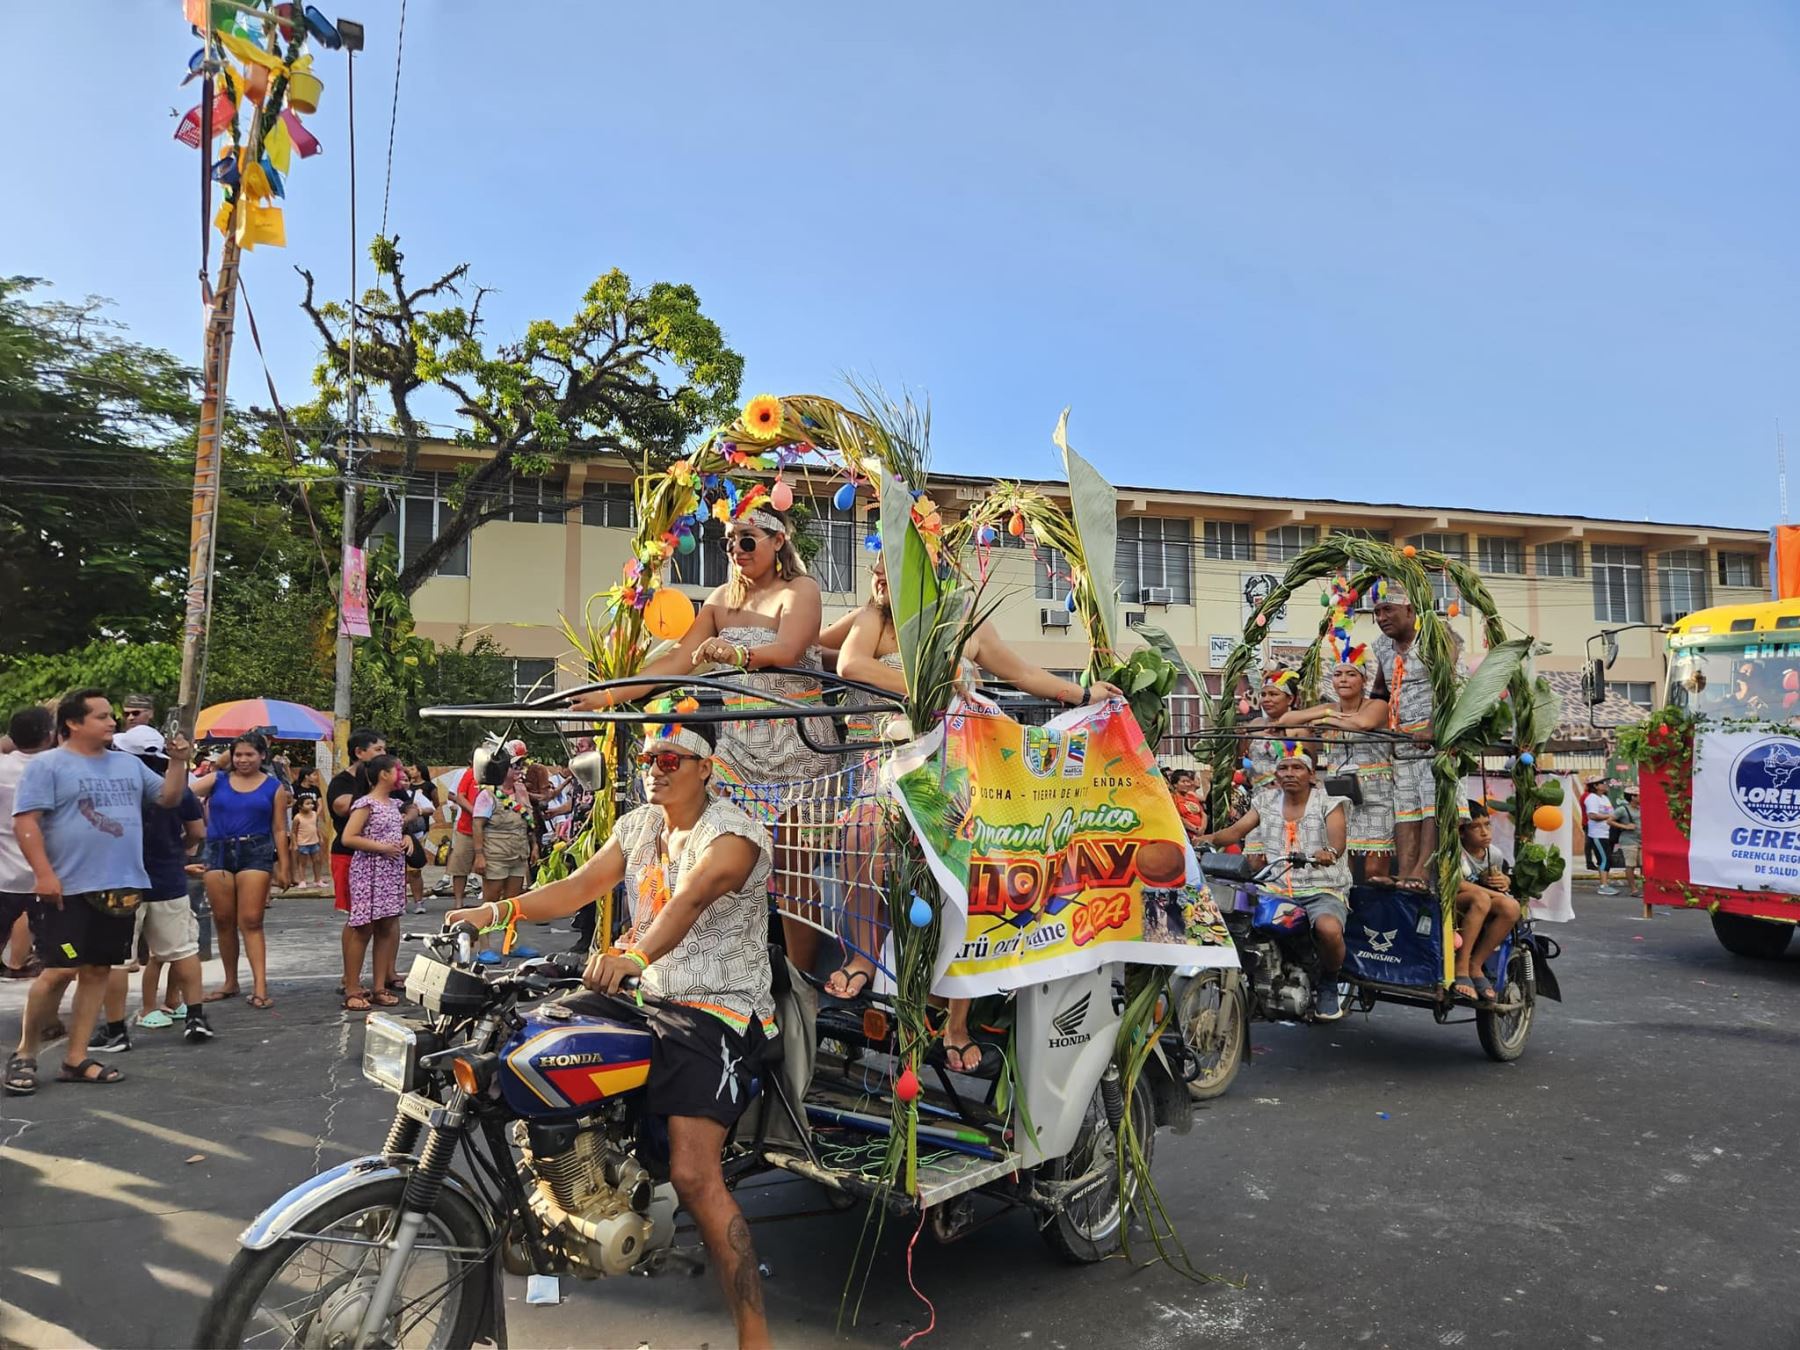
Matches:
[4,1054,37,1096]
[134,1009,174,1030]
[370,990,400,1007]
[342,992,373,1012]
[246,993,274,1010]
[2,959,41,980]
[1471,974,1498,1003]
[201,988,240,1004]
[59,1057,123,1085]
[385,979,408,993]
[1450,975,1478,1003]
[932,1040,1001,1080]
[824,966,873,1001]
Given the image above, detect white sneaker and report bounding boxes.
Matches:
[1596,885,1619,895]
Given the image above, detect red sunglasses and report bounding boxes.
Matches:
[637,750,702,773]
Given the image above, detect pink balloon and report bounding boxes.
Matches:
[769,478,794,512]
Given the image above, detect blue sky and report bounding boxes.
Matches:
[3,2,1793,528]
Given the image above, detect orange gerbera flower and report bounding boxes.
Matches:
[743,394,784,437]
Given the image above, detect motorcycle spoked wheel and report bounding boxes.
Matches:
[1174,971,1246,1102]
[1038,1075,1156,1264]
[1475,944,1536,1063]
[195,1177,491,1350]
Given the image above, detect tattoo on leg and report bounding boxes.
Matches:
[726,1213,764,1315]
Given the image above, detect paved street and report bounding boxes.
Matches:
[2,884,1796,1350]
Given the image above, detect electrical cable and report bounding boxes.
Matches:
[380,0,407,239]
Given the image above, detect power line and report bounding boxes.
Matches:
[380,0,407,239]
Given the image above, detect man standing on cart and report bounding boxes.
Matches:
[1370,583,1461,888]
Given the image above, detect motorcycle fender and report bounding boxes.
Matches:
[1224,969,1255,1062]
[1528,936,1562,1003]
[1142,1043,1195,1136]
[239,1155,495,1251]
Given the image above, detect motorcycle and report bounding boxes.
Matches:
[196,673,1200,1348]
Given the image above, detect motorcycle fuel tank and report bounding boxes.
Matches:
[500,1006,654,1117]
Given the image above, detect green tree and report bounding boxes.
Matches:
[296,238,744,596]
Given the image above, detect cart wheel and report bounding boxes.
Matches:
[1476,946,1535,1062]
[1175,971,1246,1102]
[1710,913,1795,960]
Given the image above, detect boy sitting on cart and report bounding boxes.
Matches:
[1453,805,1521,1005]
[1199,744,1352,1020]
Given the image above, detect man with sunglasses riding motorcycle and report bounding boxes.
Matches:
[445,716,776,1350]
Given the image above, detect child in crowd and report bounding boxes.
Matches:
[290,797,324,886]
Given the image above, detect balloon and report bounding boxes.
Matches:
[1518,751,1535,767]
[1453,932,1464,951]
[908,895,933,927]
[644,587,695,640]
[977,524,997,546]
[1320,593,1330,606]
[833,481,856,511]
[1446,601,1461,618]
[1231,771,1246,785]
[769,478,794,512]
[1065,590,1078,613]
[1237,699,1252,716]
[894,1066,921,1102]
[1532,805,1564,832]
[1402,545,1417,557]
[676,531,696,555]
[1008,512,1026,537]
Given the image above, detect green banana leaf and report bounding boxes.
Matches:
[1437,638,1533,748]
[1518,674,1562,751]
[1133,622,1215,725]
[1054,409,1119,652]
[879,472,939,695]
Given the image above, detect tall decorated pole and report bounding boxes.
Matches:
[171,0,339,734]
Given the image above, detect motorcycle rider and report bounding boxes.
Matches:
[447,714,774,1350]
[1198,743,1352,1020]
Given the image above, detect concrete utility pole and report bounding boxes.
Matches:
[331,18,366,772]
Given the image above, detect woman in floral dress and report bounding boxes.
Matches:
[341,754,410,1011]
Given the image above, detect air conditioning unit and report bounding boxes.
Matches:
[1139,587,1174,606]
[1040,607,1073,629]
[1125,610,1148,629]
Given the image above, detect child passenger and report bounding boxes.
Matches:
[1453,807,1521,1004]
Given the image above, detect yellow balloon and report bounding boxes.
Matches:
[644,587,695,641]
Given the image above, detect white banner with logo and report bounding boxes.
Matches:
[1691,730,1800,892]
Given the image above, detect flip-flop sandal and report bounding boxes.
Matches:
[342,993,373,1012]
[1450,977,1478,1003]
[4,1054,37,1096]
[201,989,240,1004]
[932,1040,1001,1081]
[59,1057,123,1085]
[1472,974,1498,1003]
[246,994,275,1010]
[825,966,873,1001]
[385,979,408,992]
[370,990,400,1007]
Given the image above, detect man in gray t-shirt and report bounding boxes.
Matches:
[5,689,190,1096]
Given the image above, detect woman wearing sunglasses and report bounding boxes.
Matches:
[575,494,837,975]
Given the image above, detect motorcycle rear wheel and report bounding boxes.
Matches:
[1175,971,1246,1101]
[195,1177,491,1350]
[1039,1076,1156,1264]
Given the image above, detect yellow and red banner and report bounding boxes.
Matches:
[884,695,1237,998]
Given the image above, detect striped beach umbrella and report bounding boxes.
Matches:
[196,698,333,742]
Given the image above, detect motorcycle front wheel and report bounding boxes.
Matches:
[1038,1075,1156,1264]
[1174,971,1246,1101]
[196,1176,492,1349]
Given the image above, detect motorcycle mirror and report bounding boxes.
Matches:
[569,748,605,793]
[473,742,514,787]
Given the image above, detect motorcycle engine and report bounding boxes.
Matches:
[515,1120,676,1277]
[1270,967,1314,1019]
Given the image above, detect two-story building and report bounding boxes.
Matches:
[370,444,1766,726]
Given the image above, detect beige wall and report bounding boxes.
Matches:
[390,452,1764,702]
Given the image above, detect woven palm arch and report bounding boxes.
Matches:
[1206,534,1563,983]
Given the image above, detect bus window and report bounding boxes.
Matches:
[1668,647,1800,720]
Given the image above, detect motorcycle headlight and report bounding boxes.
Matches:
[362,1013,419,1093]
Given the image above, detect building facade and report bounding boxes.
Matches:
[372,446,1766,714]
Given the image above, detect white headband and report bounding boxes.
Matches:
[1275,750,1314,770]
[742,510,783,534]
[645,726,714,761]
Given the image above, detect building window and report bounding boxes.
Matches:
[581,480,635,528]
[1658,549,1709,623]
[511,658,557,703]
[1717,552,1758,589]
[1591,545,1645,624]
[1477,536,1523,574]
[1617,681,1654,709]
[369,471,470,578]
[804,498,857,595]
[1035,546,1071,602]
[1535,541,1581,578]
[1264,525,1318,562]
[1405,532,1468,608]
[1118,517,1193,604]
[1201,520,1253,562]
[671,517,729,589]
[507,475,568,524]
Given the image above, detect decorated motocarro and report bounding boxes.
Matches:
[195,394,1243,1349]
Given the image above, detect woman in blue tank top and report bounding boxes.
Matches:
[192,733,291,1008]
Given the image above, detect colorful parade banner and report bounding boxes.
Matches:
[883,695,1237,998]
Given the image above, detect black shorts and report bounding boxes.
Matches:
[32,898,137,969]
[0,890,34,937]
[644,1003,765,1128]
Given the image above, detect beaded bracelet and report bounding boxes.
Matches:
[623,949,649,970]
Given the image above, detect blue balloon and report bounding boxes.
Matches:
[833,481,857,511]
[977,524,997,546]
[1065,590,1078,612]
[1518,751,1535,767]
[908,895,933,927]
[1241,757,1253,770]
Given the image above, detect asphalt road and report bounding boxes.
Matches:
[2,885,1796,1350]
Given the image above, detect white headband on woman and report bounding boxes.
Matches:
[742,510,784,534]
[646,726,714,762]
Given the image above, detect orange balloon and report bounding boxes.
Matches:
[644,587,695,641]
[1402,544,1418,557]
[1446,600,1461,617]
[1008,512,1026,537]
[1531,805,1564,832]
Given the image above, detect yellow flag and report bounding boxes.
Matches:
[264,116,293,175]
[216,30,288,76]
